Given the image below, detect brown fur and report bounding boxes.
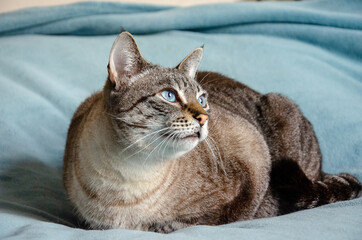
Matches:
[63,32,361,233]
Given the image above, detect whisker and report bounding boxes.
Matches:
[106,112,164,128]
[119,126,190,158]
[201,77,227,86]
[159,136,169,163]
[204,138,218,173]
[174,132,182,154]
[208,136,226,175]
[123,129,173,161]
[142,132,173,166]
[206,112,222,138]
[172,132,180,155]
[157,132,175,161]
[120,127,171,154]
[198,72,211,85]
[161,131,177,162]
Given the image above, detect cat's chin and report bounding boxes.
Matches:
[180,132,200,141]
[171,134,200,154]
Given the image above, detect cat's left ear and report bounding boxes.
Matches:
[177,46,203,79]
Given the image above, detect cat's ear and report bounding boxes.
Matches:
[177,46,203,79]
[108,31,147,89]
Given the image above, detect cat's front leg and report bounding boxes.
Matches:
[145,220,194,233]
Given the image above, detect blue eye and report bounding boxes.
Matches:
[161,90,176,102]
[198,95,207,107]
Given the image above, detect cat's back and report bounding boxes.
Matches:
[196,72,261,127]
[72,91,103,121]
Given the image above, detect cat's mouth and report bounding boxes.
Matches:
[182,132,200,139]
[163,131,200,141]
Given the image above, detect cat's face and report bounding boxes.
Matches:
[105,32,208,163]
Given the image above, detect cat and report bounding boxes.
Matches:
[63,31,361,233]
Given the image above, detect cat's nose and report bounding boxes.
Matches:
[195,113,208,126]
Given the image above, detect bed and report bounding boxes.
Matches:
[0,0,361,239]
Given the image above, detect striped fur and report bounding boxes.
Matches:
[63,32,361,233]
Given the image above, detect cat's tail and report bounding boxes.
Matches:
[270,159,361,215]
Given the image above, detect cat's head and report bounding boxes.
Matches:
[104,32,209,163]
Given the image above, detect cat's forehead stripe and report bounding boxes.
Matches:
[173,78,182,90]
[180,77,188,88]
[178,90,187,104]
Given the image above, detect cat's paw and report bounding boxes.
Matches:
[147,221,190,234]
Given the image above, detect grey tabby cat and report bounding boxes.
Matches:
[63,32,361,233]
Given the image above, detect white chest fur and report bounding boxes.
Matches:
[68,102,176,229]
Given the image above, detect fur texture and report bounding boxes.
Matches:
[63,32,361,233]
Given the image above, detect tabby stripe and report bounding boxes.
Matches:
[148,100,168,115]
[74,159,173,207]
[152,160,183,207]
[172,77,182,90]
[117,120,150,129]
[74,161,97,199]
[177,189,221,213]
[121,94,155,113]
[180,77,188,88]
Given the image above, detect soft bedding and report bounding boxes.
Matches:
[0,0,361,239]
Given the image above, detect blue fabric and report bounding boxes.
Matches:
[0,0,361,239]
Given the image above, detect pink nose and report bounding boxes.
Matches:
[196,114,208,126]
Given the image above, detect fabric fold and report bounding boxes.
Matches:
[0,0,361,36]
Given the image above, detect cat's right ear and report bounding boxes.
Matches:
[177,46,203,80]
[108,31,148,90]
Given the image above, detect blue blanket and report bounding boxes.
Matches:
[0,0,361,239]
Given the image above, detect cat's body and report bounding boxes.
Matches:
[63,32,361,233]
